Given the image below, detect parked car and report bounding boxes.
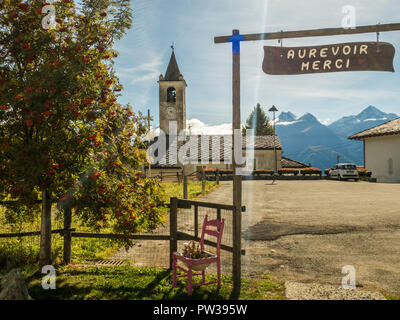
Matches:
[330,163,359,181]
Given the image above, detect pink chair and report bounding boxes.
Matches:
[172,215,225,296]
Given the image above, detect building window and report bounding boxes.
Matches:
[388,158,394,176]
[167,87,176,102]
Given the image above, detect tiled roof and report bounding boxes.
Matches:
[148,135,281,166]
[281,156,310,168]
[349,118,400,140]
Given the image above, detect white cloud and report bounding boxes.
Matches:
[116,57,163,84]
[144,119,241,139]
[186,119,233,135]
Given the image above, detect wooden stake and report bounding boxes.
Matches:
[39,190,52,267]
[63,206,72,265]
[169,197,178,269]
[183,168,188,199]
[232,29,242,295]
[194,205,199,239]
[201,170,206,195]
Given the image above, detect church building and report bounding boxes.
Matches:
[148,48,283,175]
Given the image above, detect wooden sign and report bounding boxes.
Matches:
[263,42,395,75]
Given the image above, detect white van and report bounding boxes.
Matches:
[330,163,359,181]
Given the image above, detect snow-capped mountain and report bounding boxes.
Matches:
[275,111,349,169]
[328,106,399,137]
[275,106,399,170]
[276,111,297,124]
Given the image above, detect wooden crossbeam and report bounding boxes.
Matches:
[214,23,400,44]
[0,228,74,238]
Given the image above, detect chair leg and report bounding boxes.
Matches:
[172,255,177,287]
[187,266,193,296]
[217,259,221,288]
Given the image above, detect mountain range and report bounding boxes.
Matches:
[276,106,399,170]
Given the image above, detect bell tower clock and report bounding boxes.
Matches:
[159,47,187,134]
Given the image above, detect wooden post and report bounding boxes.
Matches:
[63,206,72,265]
[194,205,199,239]
[232,29,242,295]
[183,169,188,199]
[177,171,180,183]
[169,197,178,269]
[160,171,163,182]
[39,190,52,267]
[201,170,206,195]
[217,208,221,222]
[216,169,220,185]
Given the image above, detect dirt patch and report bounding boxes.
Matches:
[243,221,358,241]
[285,281,386,300]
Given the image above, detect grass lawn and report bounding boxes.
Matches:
[161,180,219,201]
[24,265,286,300]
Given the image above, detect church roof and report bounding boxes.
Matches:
[148,135,282,166]
[163,51,182,81]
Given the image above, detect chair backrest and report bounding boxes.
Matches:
[200,215,225,255]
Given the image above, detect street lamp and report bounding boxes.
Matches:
[268,105,278,177]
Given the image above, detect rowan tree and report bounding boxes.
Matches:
[0,0,165,265]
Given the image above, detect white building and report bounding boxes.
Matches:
[349,118,400,183]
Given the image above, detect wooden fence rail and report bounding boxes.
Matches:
[71,232,170,241]
[0,228,74,238]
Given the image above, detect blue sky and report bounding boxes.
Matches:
[114,0,400,127]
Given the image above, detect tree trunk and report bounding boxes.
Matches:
[39,190,52,267]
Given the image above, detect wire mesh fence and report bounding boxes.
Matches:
[0,213,41,253]
[0,208,65,267]
[177,204,233,276]
[112,201,234,275]
[110,215,171,267]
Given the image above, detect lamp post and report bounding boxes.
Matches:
[269,105,278,177]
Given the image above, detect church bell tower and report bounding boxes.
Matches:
[159,47,187,134]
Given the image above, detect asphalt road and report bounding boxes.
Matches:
[199,180,400,296]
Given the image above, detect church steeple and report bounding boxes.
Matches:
[164,49,182,81]
[158,46,187,134]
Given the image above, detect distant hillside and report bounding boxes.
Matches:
[328,106,399,137]
[275,106,399,170]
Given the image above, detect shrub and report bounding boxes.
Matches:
[278,168,299,176]
[219,170,233,175]
[202,168,216,175]
[253,169,274,176]
[300,168,322,176]
[357,167,372,177]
